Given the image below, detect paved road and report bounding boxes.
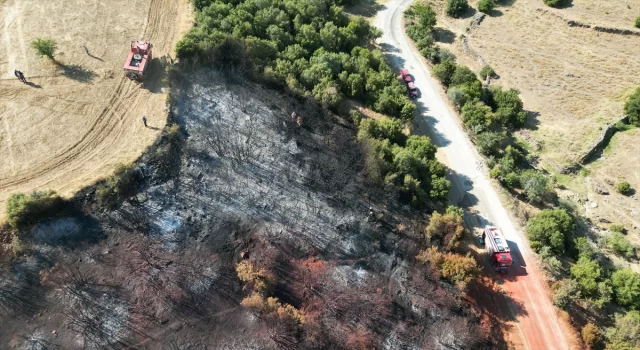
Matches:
[374,1,571,349]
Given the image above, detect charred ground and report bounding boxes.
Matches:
[0,69,494,349]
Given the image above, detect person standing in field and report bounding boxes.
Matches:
[142,115,148,128]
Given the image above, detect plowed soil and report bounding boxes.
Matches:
[0,0,192,215]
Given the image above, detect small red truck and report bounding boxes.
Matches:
[482,226,513,273]
[400,69,418,99]
[123,40,153,81]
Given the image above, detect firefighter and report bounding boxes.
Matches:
[296,116,302,127]
[142,115,148,128]
[291,111,296,122]
[367,207,375,222]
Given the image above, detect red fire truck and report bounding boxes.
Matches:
[123,40,153,81]
[482,226,513,273]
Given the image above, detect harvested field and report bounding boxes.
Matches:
[0,0,192,216]
[429,0,640,166]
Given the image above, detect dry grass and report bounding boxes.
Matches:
[428,0,640,166]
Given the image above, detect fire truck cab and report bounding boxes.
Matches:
[482,226,513,273]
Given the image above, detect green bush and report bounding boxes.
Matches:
[477,0,495,13]
[357,117,406,145]
[446,0,469,18]
[433,61,457,86]
[570,256,602,297]
[436,48,456,64]
[476,131,506,156]
[552,279,580,309]
[519,169,550,202]
[445,205,464,217]
[450,66,478,86]
[526,208,575,254]
[479,65,495,80]
[543,0,567,8]
[624,87,640,126]
[461,101,492,133]
[447,86,467,107]
[488,87,527,129]
[96,163,143,208]
[539,246,564,280]
[610,224,626,234]
[30,38,57,60]
[636,17,640,29]
[504,172,521,189]
[611,268,640,308]
[606,311,640,350]
[606,232,635,258]
[573,237,595,259]
[617,181,633,195]
[6,191,65,230]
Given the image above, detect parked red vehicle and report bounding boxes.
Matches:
[482,226,513,273]
[407,81,418,99]
[399,68,412,83]
[123,40,153,81]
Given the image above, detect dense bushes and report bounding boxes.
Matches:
[425,212,464,250]
[581,323,602,349]
[417,247,477,287]
[359,118,450,205]
[446,0,469,18]
[606,311,640,350]
[405,4,441,63]
[526,208,575,254]
[605,232,635,258]
[611,268,640,308]
[180,0,413,116]
[479,65,495,80]
[6,191,65,230]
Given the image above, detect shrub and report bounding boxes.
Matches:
[611,268,640,308]
[236,261,272,294]
[96,163,143,208]
[519,170,550,202]
[426,212,464,250]
[636,17,640,29]
[539,246,564,280]
[475,131,505,156]
[573,237,594,259]
[436,48,456,64]
[617,181,633,195]
[581,323,602,349]
[30,38,57,60]
[610,224,626,234]
[357,117,406,145]
[6,191,65,230]
[477,0,495,13]
[543,0,567,8]
[488,87,527,129]
[606,311,640,350]
[504,172,521,189]
[625,87,640,126]
[526,208,575,254]
[433,60,457,86]
[606,232,635,258]
[552,279,580,309]
[445,205,464,217]
[450,66,478,86]
[461,101,492,133]
[479,65,495,80]
[446,0,469,18]
[419,247,478,287]
[447,86,467,107]
[570,256,601,297]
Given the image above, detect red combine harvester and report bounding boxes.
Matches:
[123,40,153,81]
[482,226,513,273]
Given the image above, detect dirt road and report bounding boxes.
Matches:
[375,1,573,349]
[0,0,192,215]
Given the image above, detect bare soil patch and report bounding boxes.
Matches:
[0,0,192,216]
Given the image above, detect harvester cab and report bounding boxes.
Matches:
[482,226,513,273]
[124,40,153,81]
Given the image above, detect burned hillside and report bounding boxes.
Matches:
[0,70,491,349]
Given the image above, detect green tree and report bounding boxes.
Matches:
[477,0,495,13]
[606,311,640,350]
[570,256,601,296]
[526,208,575,254]
[573,236,595,259]
[319,22,342,52]
[357,117,406,145]
[612,268,640,308]
[479,65,495,80]
[450,65,478,86]
[489,87,527,128]
[433,60,457,86]
[6,190,64,230]
[413,4,437,29]
[461,101,492,133]
[31,38,57,60]
[405,135,437,159]
[552,279,580,309]
[447,86,467,108]
[446,0,469,18]
[606,232,635,258]
[476,131,505,156]
[519,170,550,202]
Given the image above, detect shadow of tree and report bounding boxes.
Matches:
[56,62,97,83]
[343,0,385,17]
[433,27,456,44]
